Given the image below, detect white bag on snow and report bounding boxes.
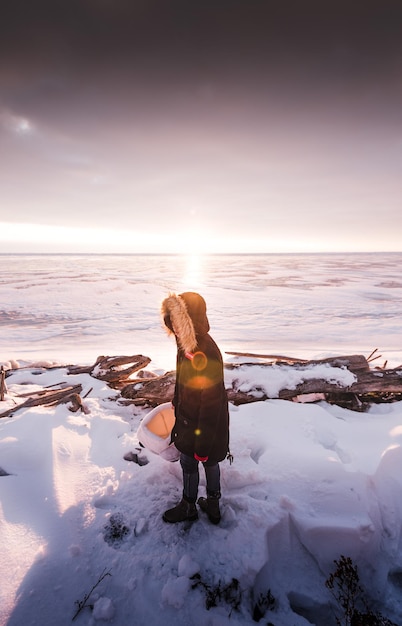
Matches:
[136,402,180,462]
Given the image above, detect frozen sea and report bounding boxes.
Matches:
[1,252,401,370]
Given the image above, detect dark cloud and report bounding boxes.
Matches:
[1,0,400,143]
[2,1,402,93]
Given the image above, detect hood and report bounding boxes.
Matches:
[161,292,210,353]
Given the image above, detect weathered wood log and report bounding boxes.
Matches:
[119,371,176,406]
[227,355,400,408]
[3,352,401,413]
[0,366,6,401]
[119,372,264,408]
[226,351,310,363]
[68,355,151,385]
[67,363,94,375]
[108,366,159,390]
[14,382,78,398]
[0,384,83,418]
[116,354,400,409]
[278,366,402,400]
[342,367,402,393]
[226,389,264,405]
[325,391,402,412]
[66,393,90,414]
[226,354,370,373]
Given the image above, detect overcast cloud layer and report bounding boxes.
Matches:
[1,0,402,252]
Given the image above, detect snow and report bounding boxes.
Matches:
[1,253,402,625]
[1,360,402,626]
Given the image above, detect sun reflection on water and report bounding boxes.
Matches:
[181,254,205,290]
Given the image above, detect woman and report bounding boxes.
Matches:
[161,292,230,524]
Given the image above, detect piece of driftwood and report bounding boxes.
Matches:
[113,353,402,410]
[118,371,261,407]
[0,366,6,401]
[119,371,176,406]
[0,384,83,418]
[225,355,375,408]
[226,353,370,372]
[226,354,402,409]
[226,351,310,364]
[68,355,151,386]
[3,352,401,414]
[279,366,402,399]
[226,349,390,369]
[66,393,90,414]
[116,355,370,406]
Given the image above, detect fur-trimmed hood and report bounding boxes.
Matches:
[161,292,210,354]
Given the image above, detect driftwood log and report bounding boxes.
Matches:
[226,354,402,410]
[117,353,402,411]
[0,366,6,401]
[0,384,84,418]
[278,366,402,399]
[225,348,388,367]
[225,353,372,371]
[115,353,402,410]
[120,371,176,406]
[68,355,151,386]
[2,352,402,415]
[119,371,269,407]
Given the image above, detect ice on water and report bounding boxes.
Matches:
[1,252,402,368]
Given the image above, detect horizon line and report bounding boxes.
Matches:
[1,250,401,256]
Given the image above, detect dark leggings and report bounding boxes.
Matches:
[180,453,221,503]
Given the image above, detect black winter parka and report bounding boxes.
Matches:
[161,292,229,463]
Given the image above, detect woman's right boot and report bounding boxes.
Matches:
[197,492,221,525]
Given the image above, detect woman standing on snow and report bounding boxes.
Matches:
[161,292,230,525]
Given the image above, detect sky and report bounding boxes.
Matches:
[1,0,402,254]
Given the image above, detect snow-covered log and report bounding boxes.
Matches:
[68,355,151,385]
[119,371,176,406]
[4,353,402,414]
[278,366,402,400]
[0,384,84,418]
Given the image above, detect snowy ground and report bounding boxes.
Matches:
[1,359,402,626]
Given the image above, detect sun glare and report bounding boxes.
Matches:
[181,254,204,289]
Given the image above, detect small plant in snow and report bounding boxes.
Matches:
[191,573,242,614]
[252,588,276,622]
[325,556,398,626]
[72,568,112,621]
[326,555,363,625]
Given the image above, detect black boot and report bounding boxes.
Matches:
[162,497,198,523]
[197,493,221,525]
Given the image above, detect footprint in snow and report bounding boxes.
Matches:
[123,450,149,466]
[103,512,131,548]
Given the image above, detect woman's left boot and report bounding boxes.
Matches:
[162,497,198,523]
